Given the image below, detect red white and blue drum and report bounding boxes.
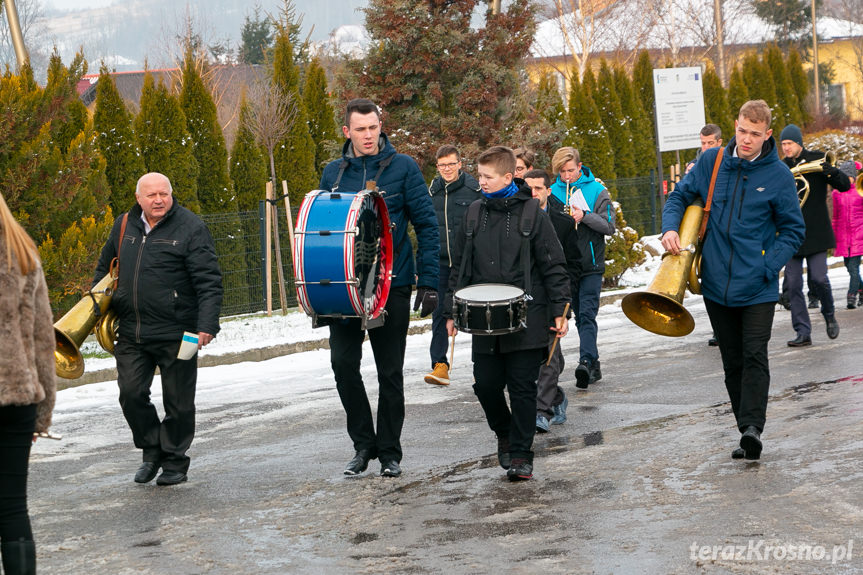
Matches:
[293,190,393,323]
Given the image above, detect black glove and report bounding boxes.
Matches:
[413,287,438,318]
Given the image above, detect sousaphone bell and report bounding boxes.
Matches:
[621,198,704,337]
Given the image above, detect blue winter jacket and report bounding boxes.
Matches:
[320,134,439,289]
[549,167,615,275]
[662,136,805,307]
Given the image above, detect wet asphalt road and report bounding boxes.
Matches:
[29,292,863,574]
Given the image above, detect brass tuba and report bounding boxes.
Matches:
[621,198,704,337]
[856,172,863,198]
[790,151,835,208]
[54,272,118,379]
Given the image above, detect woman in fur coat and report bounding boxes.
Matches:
[0,191,56,575]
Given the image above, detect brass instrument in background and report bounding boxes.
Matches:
[622,198,705,337]
[790,151,835,208]
[54,272,119,379]
[856,172,863,198]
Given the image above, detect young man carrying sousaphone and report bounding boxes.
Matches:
[443,146,570,481]
[660,100,805,461]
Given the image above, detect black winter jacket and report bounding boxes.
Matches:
[444,187,570,354]
[783,148,851,256]
[429,171,482,267]
[94,201,223,343]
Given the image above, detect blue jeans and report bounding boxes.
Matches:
[844,256,862,296]
[572,273,603,363]
[785,252,833,337]
[429,264,451,368]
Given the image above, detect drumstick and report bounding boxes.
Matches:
[449,332,456,371]
[545,303,570,366]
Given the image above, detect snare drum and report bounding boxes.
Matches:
[293,190,393,325]
[453,284,527,335]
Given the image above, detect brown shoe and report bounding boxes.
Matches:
[424,362,450,386]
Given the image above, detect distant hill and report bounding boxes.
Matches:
[41,0,367,71]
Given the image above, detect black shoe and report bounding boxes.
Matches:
[847,294,857,310]
[739,426,762,460]
[575,360,591,389]
[825,315,839,339]
[156,470,188,486]
[731,447,745,459]
[590,360,602,384]
[134,461,160,484]
[787,334,812,347]
[380,460,402,477]
[808,295,820,309]
[507,458,533,481]
[708,336,719,347]
[344,449,375,476]
[497,436,511,469]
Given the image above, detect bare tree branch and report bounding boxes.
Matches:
[246,79,298,185]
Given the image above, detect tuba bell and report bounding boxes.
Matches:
[790,151,835,208]
[856,172,863,199]
[54,271,118,379]
[621,198,704,337]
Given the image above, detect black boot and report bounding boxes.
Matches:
[1,538,36,575]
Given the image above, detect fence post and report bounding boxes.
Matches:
[650,169,657,235]
[259,199,267,309]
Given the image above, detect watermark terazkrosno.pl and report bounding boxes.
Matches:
[690,540,854,564]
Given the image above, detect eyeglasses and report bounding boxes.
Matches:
[437,162,459,169]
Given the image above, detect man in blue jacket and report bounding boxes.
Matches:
[319,98,439,478]
[661,100,805,461]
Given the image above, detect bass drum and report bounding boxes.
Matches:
[293,189,393,326]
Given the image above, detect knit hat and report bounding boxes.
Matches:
[779,124,803,147]
[839,160,858,179]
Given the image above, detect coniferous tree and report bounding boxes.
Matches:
[632,50,656,135]
[787,49,811,124]
[594,59,635,179]
[239,4,274,65]
[614,65,654,176]
[303,57,338,174]
[765,44,802,137]
[93,64,146,214]
[272,18,317,205]
[135,73,201,212]
[231,93,269,213]
[702,66,733,145]
[742,53,778,119]
[179,48,235,214]
[535,71,566,128]
[566,69,615,182]
[727,66,749,120]
[337,0,536,170]
[1,55,111,244]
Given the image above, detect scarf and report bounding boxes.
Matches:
[482,181,519,199]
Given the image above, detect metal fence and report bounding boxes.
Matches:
[202,179,666,318]
[201,202,297,317]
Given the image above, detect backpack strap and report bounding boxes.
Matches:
[698,147,724,241]
[455,199,484,290]
[519,197,540,297]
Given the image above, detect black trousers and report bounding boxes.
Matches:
[115,338,198,473]
[329,285,411,463]
[704,298,775,432]
[472,347,544,460]
[0,404,36,543]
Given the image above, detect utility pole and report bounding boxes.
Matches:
[713,0,726,86]
[2,0,29,70]
[812,0,821,115]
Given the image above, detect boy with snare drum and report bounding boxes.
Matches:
[444,146,570,481]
